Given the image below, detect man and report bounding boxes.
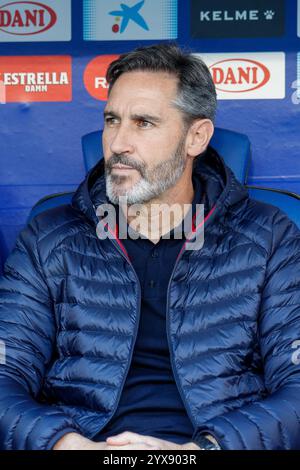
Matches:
[0,44,300,451]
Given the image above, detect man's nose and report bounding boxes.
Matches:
[110,125,134,155]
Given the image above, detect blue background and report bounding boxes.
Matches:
[0,0,299,258]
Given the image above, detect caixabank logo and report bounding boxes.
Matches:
[0,1,71,41]
[83,0,177,41]
[197,52,285,99]
[191,0,284,38]
[0,56,72,102]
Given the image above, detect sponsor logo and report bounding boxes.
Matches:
[84,55,120,101]
[0,0,71,41]
[210,59,270,93]
[0,56,72,102]
[197,53,285,99]
[191,0,284,38]
[109,0,149,34]
[0,1,57,35]
[83,0,177,41]
[196,52,285,99]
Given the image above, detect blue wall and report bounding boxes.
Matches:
[0,0,299,260]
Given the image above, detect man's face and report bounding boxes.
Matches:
[103,71,189,205]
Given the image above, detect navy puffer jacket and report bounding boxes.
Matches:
[0,148,300,450]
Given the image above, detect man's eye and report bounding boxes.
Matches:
[105,117,119,126]
[137,120,153,128]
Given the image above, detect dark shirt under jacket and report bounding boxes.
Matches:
[98,177,202,444]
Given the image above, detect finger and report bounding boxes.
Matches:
[106,436,131,445]
[106,431,146,444]
[107,443,159,451]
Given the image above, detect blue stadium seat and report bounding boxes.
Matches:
[82,130,103,174]
[211,128,251,184]
[248,186,300,228]
[29,192,74,222]
[26,128,299,230]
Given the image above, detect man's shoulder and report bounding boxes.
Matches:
[246,195,298,231]
[230,194,300,254]
[26,203,91,253]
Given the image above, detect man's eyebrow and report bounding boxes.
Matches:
[103,110,119,118]
[103,110,162,123]
[131,113,162,123]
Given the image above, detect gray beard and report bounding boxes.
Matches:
[105,136,187,205]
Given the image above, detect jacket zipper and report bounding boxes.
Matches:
[114,234,197,429]
[113,233,197,429]
[165,247,197,429]
[166,205,217,430]
[95,226,142,431]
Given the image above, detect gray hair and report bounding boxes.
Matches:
[106,43,217,125]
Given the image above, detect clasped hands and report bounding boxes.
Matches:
[53,431,201,451]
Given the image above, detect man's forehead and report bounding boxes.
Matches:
[106,72,177,114]
[105,71,179,118]
[104,102,164,116]
[108,71,178,99]
[105,93,175,117]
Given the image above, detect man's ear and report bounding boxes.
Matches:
[186,119,214,158]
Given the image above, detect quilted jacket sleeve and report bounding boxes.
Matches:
[0,220,79,450]
[193,210,300,450]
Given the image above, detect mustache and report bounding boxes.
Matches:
[105,154,146,176]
